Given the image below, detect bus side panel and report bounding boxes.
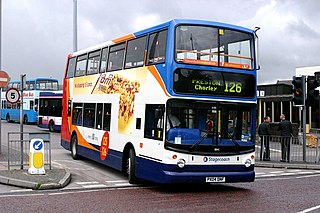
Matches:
[78,144,123,171]
[136,157,165,183]
[1,109,37,123]
[25,110,38,123]
[61,138,71,151]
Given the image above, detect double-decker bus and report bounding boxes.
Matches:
[61,19,259,184]
[1,78,59,124]
[37,91,63,132]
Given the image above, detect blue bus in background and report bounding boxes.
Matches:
[1,77,59,124]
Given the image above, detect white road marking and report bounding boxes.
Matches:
[269,171,284,174]
[297,204,320,213]
[10,189,33,193]
[256,169,320,179]
[75,181,99,185]
[105,180,128,183]
[82,184,107,189]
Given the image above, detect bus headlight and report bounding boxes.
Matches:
[244,159,252,167]
[177,159,186,168]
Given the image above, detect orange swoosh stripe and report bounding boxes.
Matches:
[147,66,170,97]
[112,34,135,44]
[72,126,99,151]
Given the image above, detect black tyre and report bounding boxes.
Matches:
[127,149,138,184]
[49,120,55,132]
[71,134,80,160]
[23,115,28,124]
[6,114,10,122]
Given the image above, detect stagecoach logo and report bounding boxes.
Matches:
[203,156,231,163]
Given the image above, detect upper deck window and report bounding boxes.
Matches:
[175,25,254,70]
[125,36,147,69]
[87,50,101,75]
[36,80,59,90]
[147,30,167,65]
[75,54,88,77]
[100,47,109,73]
[66,57,76,78]
[108,43,125,71]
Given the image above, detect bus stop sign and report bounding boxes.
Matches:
[0,70,10,88]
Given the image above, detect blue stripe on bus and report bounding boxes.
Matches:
[136,156,255,183]
[60,139,123,171]
[60,139,254,183]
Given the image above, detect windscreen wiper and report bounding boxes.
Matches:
[190,131,208,150]
[190,33,195,50]
[231,136,240,147]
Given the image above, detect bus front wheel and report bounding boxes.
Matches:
[71,134,79,160]
[127,149,138,184]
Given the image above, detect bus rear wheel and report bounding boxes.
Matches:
[71,134,80,160]
[49,120,55,132]
[6,114,10,122]
[126,149,138,184]
[23,115,28,124]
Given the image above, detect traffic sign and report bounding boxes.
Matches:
[5,88,20,104]
[0,71,10,88]
[33,140,43,151]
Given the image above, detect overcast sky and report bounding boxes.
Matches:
[2,0,320,84]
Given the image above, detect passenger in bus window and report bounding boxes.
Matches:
[206,113,216,136]
[157,110,181,131]
[103,111,111,131]
[88,110,94,128]
[96,110,102,129]
[76,110,82,125]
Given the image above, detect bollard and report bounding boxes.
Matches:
[28,138,45,175]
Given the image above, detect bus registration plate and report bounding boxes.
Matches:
[206,177,225,183]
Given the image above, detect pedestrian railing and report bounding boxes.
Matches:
[7,132,51,170]
[256,134,320,163]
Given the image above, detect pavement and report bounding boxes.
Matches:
[256,160,320,170]
[0,162,71,190]
[0,147,71,190]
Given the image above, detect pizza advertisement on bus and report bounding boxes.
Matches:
[72,69,146,134]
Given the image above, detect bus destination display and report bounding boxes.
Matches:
[174,69,255,98]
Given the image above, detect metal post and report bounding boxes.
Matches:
[73,0,78,52]
[0,0,2,154]
[0,88,2,154]
[316,137,319,163]
[20,74,25,169]
[309,106,312,129]
[302,105,306,162]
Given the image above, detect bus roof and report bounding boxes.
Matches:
[8,77,59,83]
[71,19,254,57]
